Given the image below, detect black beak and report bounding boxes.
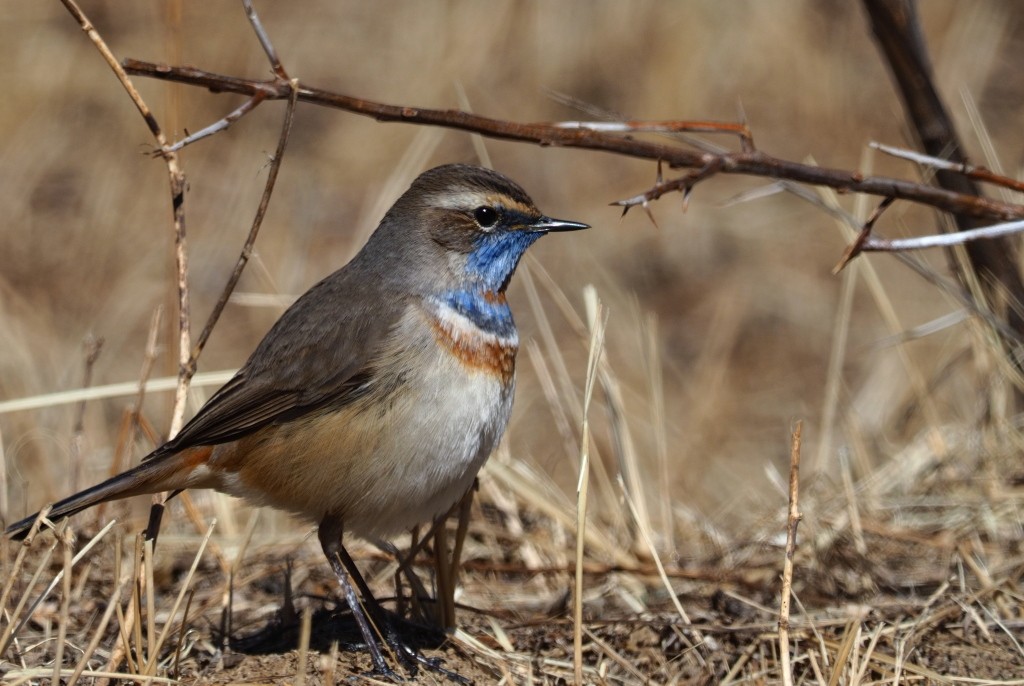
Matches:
[530,216,590,232]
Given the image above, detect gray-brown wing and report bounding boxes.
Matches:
[151,269,406,458]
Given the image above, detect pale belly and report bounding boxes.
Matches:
[200,306,516,540]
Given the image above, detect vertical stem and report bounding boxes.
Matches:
[779,421,803,686]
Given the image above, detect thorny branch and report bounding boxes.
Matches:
[121,58,1024,224]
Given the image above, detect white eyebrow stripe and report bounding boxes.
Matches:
[425,191,537,217]
[426,190,496,210]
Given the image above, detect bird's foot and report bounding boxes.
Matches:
[382,626,470,684]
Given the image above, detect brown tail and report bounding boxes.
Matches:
[4,448,200,540]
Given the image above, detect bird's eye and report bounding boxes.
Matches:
[473,206,499,228]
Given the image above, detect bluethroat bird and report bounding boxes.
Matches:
[6,163,588,679]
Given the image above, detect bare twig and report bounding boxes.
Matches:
[163,93,267,153]
[613,158,724,213]
[192,78,299,359]
[120,58,1024,222]
[553,118,754,150]
[57,0,192,439]
[779,421,803,686]
[153,0,289,155]
[833,196,896,272]
[860,218,1024,254]
[871,141,1024,195]
[242,0,287,78]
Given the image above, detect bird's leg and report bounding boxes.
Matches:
[332,542,425,670]
[317,517,399,681]
[328,526,471,684]
[337,543,472,684]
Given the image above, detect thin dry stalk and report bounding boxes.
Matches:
[0,537,56,657]
[170,588,194,680]
[838,449,869,565]
[826,618,861,686]
[66,576,128,686]
[69,337,103,494]
[620,478,705,665]
[779,421,803,686]
[573,287,606,685]
[179,491,229,572]
[143,537,156,666]
[142,519,215,675]
[816,256,856,469]
[320,640,339,686]
[62,0,192,426]
[453,83,493,169]
[0,371,235,416]
[599,361,650,549]
[826,629,951,683]
[0,506,51,629]
[484,459,628,566]
[643,313,674,550]
[519,265,583,430]
[524,260,625,525]
[524,340,579,461]
[164,94,266,153]
[10,520,116,641]
[813,181,949,455]
[851,623,886,685]
[57,0,191,549]
[112,534,146,680]
[582,626,648,684]
[792,589,829,673]
[295,605,313,686]
[807,649,827,684]
[7,670,179,685]
[720,638,763,685]
[224,508,261,618]
[51,527,73,686]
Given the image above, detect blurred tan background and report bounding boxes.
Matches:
[2,1,1021,545]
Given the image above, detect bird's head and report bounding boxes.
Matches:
[372,164,588,295]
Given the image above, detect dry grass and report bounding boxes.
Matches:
[3,1,1024,683]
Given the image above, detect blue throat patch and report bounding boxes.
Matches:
[441,230,542,336]
[467,230,542,291]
